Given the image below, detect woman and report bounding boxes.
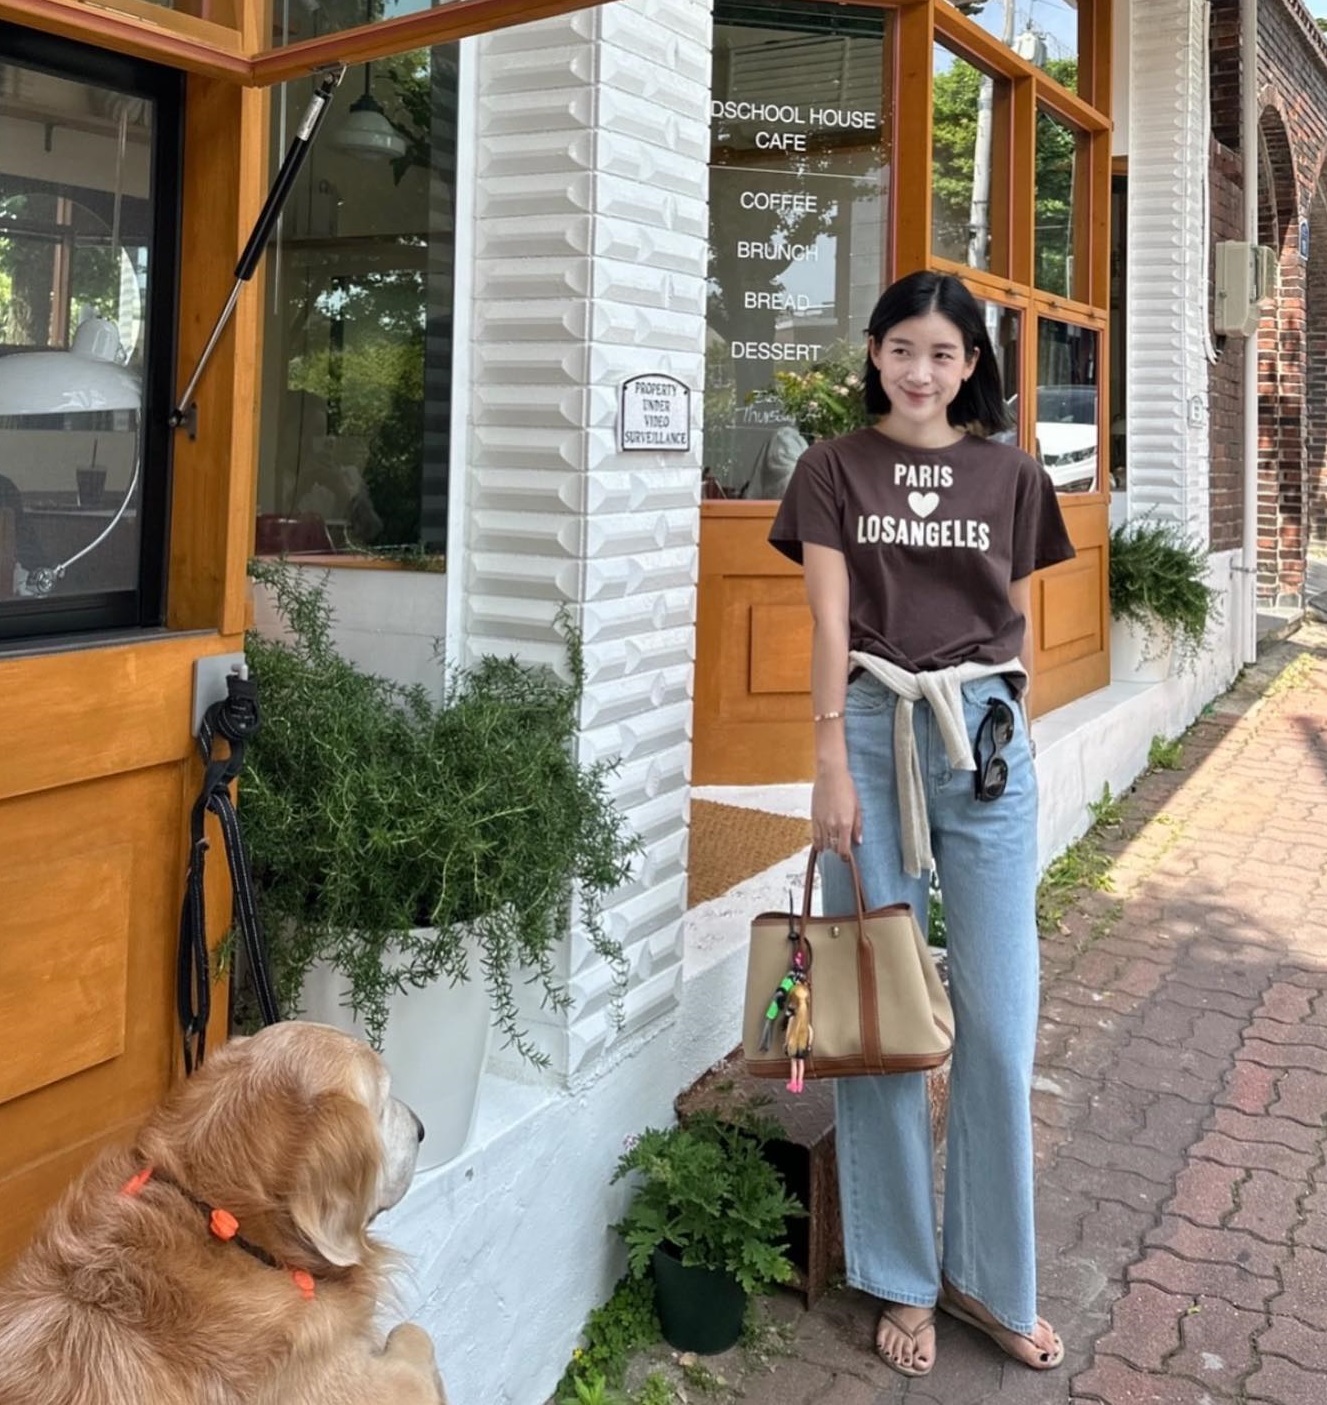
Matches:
[768,271,1075,1378]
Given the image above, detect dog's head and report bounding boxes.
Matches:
[134,1022,423,1274]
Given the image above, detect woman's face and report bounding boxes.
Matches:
[869,309,978,432]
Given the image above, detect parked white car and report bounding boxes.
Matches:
[1000,387,1099,493]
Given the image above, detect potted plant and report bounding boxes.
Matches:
[611,1111,803,1354]
[238,558,640,1166]
[1108,519,1221,681]
[749,341,872,443]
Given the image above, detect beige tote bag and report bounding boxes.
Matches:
[742,849,954,1079]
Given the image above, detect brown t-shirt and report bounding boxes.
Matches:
[769,427,1076,672]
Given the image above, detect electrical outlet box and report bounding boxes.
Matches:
[1215,241,1279,337]
[192,653,247,736]
[1214,241,1259,336]
[1253,243,1279,302]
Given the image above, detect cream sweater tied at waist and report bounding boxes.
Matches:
[846,652,1028,879]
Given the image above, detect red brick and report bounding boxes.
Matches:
[1271,1067,1327,1126]
[1090,1283,1186,1372]
[1218,1059,1279,1115]
[1257,1316,1327,1372]
[1144,1216,1285,1281]
[1071,1355,1230,1404]
[1127,1247,1273,1311]
[1270,1248,1327,1331]
[1244,1356,1327,1405]
[1231,1169,1311,1241]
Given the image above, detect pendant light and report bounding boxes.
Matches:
[332,2,406,163]
[334,66,406,162]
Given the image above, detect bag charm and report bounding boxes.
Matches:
[783,962,813,1093]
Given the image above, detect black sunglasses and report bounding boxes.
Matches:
[974,697,1016,802]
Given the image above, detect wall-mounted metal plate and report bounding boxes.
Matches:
[191,653,246,736]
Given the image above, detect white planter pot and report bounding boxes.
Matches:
[1110,615,1174,684]
[300,932,492,1173]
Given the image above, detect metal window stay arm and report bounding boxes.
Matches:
[168,65,346,437]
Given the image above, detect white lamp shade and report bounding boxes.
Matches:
[334,94,406,161]
[0,351,141,415]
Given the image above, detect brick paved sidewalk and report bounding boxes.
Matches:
[726,622,1327,1405]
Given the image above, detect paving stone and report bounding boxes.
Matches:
[1142,1214,1285,1281]
[1089,1282,1186,1371]
[1133,1093,1210,1158]
[1168,1295,1265,1396]
[1126,1247,1272,1311]
[1211,1105,1321,1152]
[1240,1037,1327,1075]
[1269,1067,1327,1127]
[1230,1167,1313,1241]
[1187,1129,1319,1181]
[1257,983,1319,1025]
[1216,1059,1280,1116]
[1163,981,1256,1021]
[1243,1356,1327,1405]
[1072,1200,1163,1276]
[1071,1355,1232,1403]
[1168,1160,1243,1227]
[1256,1316,1327,1372]
[1244,1017,1327,1051]
[1268,1247,1327,1331]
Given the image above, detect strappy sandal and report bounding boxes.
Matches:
[875,1308,936,1378]
[937,1286,1064,1370]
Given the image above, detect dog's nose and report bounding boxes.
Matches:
[413,1112,425,1144]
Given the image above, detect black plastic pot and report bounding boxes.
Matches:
[650,1243,747,1354]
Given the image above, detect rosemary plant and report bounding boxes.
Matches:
[239,559,640,1062]
[1109,519,1220,670]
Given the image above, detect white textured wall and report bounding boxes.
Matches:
[459,0,709,1080]
[1126,0,1211,541]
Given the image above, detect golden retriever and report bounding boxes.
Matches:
[0,1022,446,1404]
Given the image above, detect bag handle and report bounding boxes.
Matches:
[797,847,870,964]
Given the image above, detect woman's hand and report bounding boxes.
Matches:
[812,762,861,860]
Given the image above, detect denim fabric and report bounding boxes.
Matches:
[820,671,1041,1334]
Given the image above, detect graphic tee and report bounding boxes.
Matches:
[769,427,1077,672]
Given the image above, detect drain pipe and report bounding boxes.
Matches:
[1240,0,1260,663]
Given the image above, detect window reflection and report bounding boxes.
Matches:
[932,45,1010,274]
[0,61,156,616]
[975,300,1021,441]
[258,48,457,557]
[705,1,890,501]
[951,0,1080,93]
[1035,318,1098,493]
[1035,106,1087,300]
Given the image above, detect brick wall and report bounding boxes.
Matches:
[1210,141,1246,555]
[1236,0,1327,597]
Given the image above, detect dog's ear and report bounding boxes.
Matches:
[289,1093,380,1268]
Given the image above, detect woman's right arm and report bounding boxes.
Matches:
[804,543,861,859]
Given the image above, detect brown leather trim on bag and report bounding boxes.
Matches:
[745,1051,950,1077]
[857,932,882,1067]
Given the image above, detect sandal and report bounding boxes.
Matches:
[937,1283,1063,1371]
[875,1307,936,1378]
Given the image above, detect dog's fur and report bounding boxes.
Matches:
[0,1022,446,1405]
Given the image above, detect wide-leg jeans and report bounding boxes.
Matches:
[819,672,1041,1334]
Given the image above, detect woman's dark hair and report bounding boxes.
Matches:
[862,271,1011,434]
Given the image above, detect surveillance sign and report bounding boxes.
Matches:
[618,374,691,452]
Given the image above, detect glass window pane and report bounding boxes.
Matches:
[0,57,162,631]
[951,0,1080,94]
[706,1,891,501]
[1035,106,1087,300]
[269,0,454,48]
[1035,317,1098,493]
[975,300,1021,441]
[932,45,1010,274]
[258,47,457,557]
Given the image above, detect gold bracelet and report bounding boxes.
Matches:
[812,710,844,723]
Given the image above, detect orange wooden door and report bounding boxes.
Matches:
[0,51,259,1268]
[693,502,816,786]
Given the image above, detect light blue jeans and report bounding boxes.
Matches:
[820,672,1041,1335]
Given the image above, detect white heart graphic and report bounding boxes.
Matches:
[908,491,940,519]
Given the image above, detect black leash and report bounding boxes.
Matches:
[178,668,281,1074]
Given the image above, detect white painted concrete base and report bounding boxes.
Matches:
[374,849,801,1405]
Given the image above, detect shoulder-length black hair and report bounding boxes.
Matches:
[862,271,1011,434]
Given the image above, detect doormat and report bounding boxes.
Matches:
[687,800,811,910]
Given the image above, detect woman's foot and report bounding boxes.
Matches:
[937,1279,1063,1370]
[874,1303,936,1377]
